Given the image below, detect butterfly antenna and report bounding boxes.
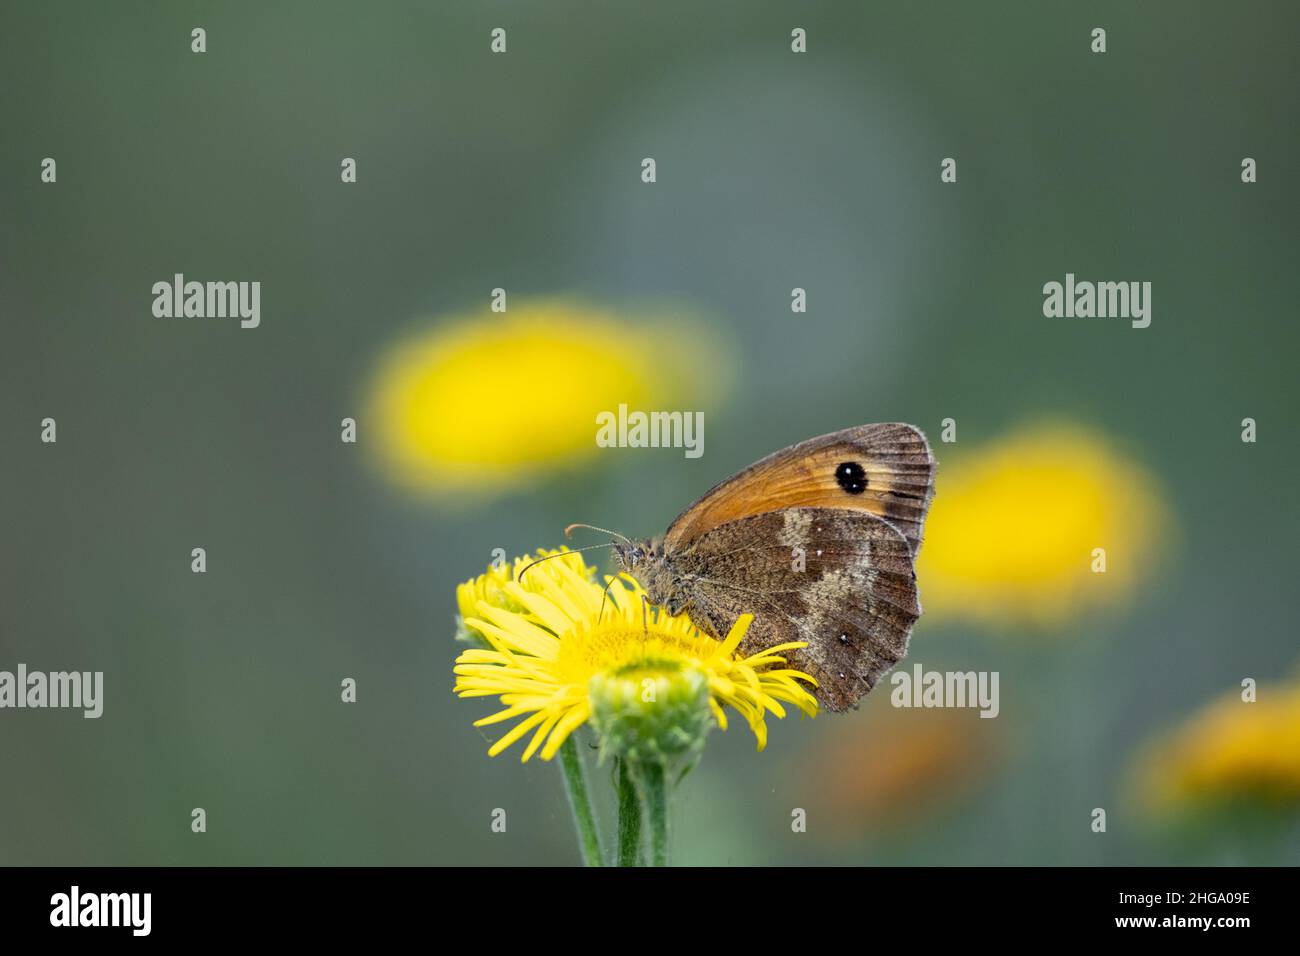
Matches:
[516,543,615,583]
[564,522,636,549]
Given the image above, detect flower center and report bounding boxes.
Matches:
[557,623,709,679]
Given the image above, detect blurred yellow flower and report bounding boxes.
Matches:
[366,298,724,498]
[1133,681,1300,815]
[453,549,817,762]
[917,422,1169,628]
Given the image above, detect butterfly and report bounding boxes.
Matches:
[599,423,935,713]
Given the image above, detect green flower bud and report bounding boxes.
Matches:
[589,659,713,769]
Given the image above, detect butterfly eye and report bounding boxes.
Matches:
[834,461,868,495]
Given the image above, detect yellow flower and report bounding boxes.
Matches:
[366,298,725,498]
[917,421,1169,628]
[455,548,594,624]
[1133,681,1300,814]
[453,550,818,762]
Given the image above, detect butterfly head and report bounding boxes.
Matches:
[619,542,690,615]
[561,524,681,612]
[609,537,654,571]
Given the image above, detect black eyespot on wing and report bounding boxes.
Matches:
[835,461,867,495]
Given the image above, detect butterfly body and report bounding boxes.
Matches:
[613,423,935,713]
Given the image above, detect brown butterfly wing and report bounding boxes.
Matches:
[671,507,920,713]
[662,423,935,556]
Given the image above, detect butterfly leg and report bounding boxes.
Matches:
[598,577,612,622]
[641,593,651,635]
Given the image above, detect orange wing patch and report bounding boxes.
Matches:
[663,423,935,555]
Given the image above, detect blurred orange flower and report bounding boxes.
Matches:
[802,701,1002,831]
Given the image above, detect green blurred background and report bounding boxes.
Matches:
[1,1,1297,865]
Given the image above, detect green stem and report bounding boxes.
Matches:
[558,737,602,867]
[640,761,670,867]
[615,759,642,866]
